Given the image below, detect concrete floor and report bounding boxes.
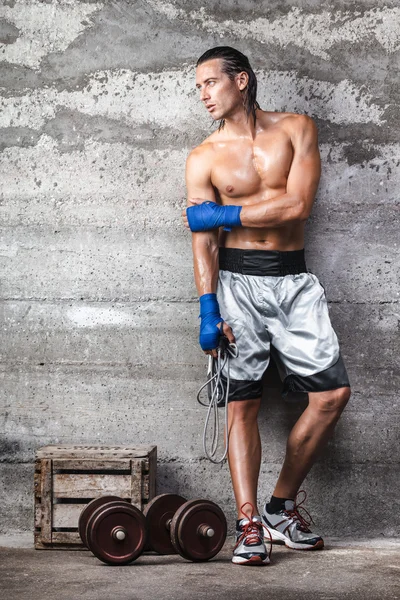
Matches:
[0,535,399,600]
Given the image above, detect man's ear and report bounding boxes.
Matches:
[236,71,249,91]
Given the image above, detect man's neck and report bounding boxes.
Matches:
[222,108,261,140]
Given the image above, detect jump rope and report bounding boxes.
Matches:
[196,337,238,464]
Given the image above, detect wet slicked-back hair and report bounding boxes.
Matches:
[196,46,260,130]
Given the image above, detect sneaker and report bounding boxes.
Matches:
[262,491,324,550]
[232,503,271,566]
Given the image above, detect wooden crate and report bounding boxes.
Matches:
[34,445,157,549]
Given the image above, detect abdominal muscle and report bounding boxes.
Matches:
[218,188,305,252]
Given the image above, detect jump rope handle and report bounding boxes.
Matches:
[218,335,238,358]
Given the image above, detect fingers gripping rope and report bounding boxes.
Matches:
[196,337,238,464]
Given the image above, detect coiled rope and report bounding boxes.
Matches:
[197,337,238,464]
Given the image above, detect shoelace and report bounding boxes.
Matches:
[235,502,272,556]
[284,490,314,532]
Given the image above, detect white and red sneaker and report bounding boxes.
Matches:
[262,491,324,550]
[232,503,271,566]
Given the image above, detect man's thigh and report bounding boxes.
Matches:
[268,273,351,395]
[217,269,269,401]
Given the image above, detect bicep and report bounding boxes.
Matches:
[286,117,321,217]
[185,150,217,206]
[185,150,219,245]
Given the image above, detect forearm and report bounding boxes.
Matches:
[192,232,219,296]
[191,233,223,352]
[185,193,310,232]
[239,192,307,229]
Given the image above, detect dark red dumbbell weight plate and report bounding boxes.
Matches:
[170,499,227,562]
[79,496,124,547]
[86,501,147,565]
[143,493,187,554]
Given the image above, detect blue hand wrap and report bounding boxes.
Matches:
[199,293,223,351]
[187,201,242,232]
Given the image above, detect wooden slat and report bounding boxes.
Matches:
[52,459,131,471]
[34,471,41,499]
[52,503,86,528]
[36,503,85,528]
[53,474,131,498]
[35,536,86,550]
[35,503,86,529]
[130,460,143,510]
[40,459,52,543]
[51,532,82,544]
[36,445,156,459]
[35,500,41,528]
[142,474,149,500]
[34,460,42,527]
[34,530,44,549]
[35,530,56,550]
[148,446,157,499]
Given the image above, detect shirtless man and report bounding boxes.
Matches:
[182,47,351,566]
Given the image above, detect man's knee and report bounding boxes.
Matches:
[228,397,261,423]
[311,387,351,415]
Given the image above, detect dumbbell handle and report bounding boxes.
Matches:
[165,519,214,538]
[112,526,127,541]
[197,524,215,537]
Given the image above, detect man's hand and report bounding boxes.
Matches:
[182,198,208,229]
[205,321,235,359]
[182,198,242,232]
[199,293,236,358]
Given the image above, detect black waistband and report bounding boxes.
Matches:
[219,248,307,276]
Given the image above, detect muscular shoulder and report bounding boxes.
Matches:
[185,142,216,193]
[261,110,316,135]
[186,141,214,173]
[280,113,318,142]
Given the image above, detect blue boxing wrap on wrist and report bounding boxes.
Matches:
[187,201,242,232]
[199,293,223,351]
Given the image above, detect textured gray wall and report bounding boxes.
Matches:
[0,0,399,537]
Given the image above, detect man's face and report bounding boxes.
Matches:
[195,58,243,121]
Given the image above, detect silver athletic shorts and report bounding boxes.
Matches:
[217,248,350,401]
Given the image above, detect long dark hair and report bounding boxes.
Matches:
[196,46,260,130]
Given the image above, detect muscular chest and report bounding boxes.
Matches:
[211,131,293,199]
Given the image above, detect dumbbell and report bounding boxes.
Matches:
[79,495,146,565]
[78,493,227,565]
[143,493,227,561]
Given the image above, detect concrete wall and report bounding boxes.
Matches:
[1,0,399,537]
